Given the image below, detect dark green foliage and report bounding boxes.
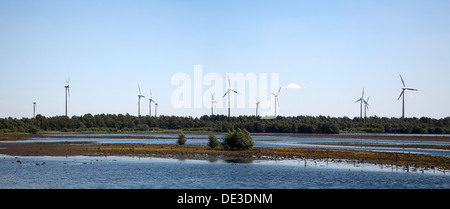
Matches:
[177,132,186,145]
[208,134,220,149]
[222,128,254,150]
[0,114,449,134]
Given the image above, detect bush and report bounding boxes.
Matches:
[208,134,220,149]
[222,128,254,150]
[176,132,187,145]
[137,124,149,131]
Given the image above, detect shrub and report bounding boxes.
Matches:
[222,128,254,150]
[177,132,187,145]
[208,134,220,149]
[137,124,149,131]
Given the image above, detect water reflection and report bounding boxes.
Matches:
[224,158,253,164]
[0,154,448,189]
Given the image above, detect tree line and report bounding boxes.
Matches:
[0,114,449,134]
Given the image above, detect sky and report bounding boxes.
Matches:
[1,0,449,119]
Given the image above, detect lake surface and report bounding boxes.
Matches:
[5,133,450,157]
[1,154,448,189]
[1,133,449,189]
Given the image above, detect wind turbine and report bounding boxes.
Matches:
[33,98,37,118]
[398,74,418,119]
[222,75,240,117]
[255,98,261,117]
[154,100,158,117]
[355,88,365,118]
[64,78,70,117]
[148,89,155,117]
[364,96,370,118]
[271,87,281,117]
[210,92,217,116]
[137,84,145,117]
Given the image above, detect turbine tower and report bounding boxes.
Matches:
[255,98,261,117]
[210,93,217,116]
[148,89,154,117]
[64,78,70,117]
[355,88,365,118]
[33,99,37,118]
[154,101,158,117]
[398,74,418,119]
[137,84,145,117]
[271,87,281,117]
[222,75,240,117]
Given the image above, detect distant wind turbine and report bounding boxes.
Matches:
[398,74,418,119]
[154,100,158,117]
[223,75,240,117]
[33,98,37,118]
[64,78,70,117]
[364,96,370,118]
[255,98,261,117]
[271,87,281,117]
[149,89,154,117]
[355,88,365,118]
[137,84,145,117]
[210,92,217,116]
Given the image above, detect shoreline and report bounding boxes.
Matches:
[1,133,449,171]
[1,142,449,171]
[1,132,450,142]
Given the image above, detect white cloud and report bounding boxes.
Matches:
[283,83,306,89]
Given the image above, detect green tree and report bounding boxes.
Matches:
[222,128,254,150]
[177,132,187,145]
[208,134,220,149]
[137,124,150,131]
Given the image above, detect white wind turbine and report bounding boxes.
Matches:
[137,84,145,117]
[222,75,240,117]
[398,74,418,119]
[64,78,70,117]
[33,98,37,118]
[271,87,281,117]
[154,100,158,117]
[355,88,365,118]
[255,97,261,117]
[210,92,217,116]
[148,89,155,117]
[364,96,370,118]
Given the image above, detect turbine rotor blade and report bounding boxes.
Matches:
[397,90,405,101]
[227,75,231,88]
[138,85,142,94]
[223,90,230,98]
[400,74,405,87]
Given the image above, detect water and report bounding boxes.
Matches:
[1,133,449,189]
[5,133,450,157]
[1,155,448,189]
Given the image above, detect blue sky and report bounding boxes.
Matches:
[1,0,449,118]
